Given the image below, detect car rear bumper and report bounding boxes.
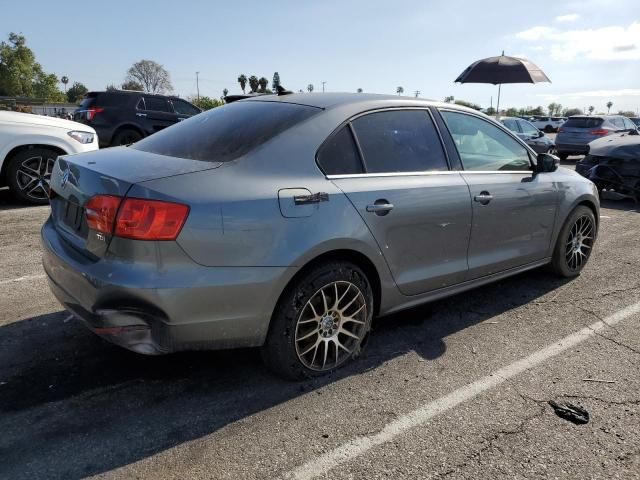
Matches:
[41,217,294,354]
[556,143,590,155]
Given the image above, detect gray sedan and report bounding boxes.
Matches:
[42,93,599,379]
[499,116,555,154]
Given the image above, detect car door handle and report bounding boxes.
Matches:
[366,201,394,216]
[473,192,493,205]
[136,113,147,117]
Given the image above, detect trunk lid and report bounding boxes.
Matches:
[48,147,221,258]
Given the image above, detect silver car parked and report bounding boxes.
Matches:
[42,93,600,379]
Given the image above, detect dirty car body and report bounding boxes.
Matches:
[577,133,640,201]
[42,93,599,376]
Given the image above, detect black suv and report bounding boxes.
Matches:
[74,91,201,147]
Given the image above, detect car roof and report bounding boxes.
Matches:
[240,92,446,110]
[87,90,180,99]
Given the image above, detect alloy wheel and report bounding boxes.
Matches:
[294,280,367,371]
[15,154,55,201]
[565,215,594,271]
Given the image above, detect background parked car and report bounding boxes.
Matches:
[499,116,555,154]
[73,90,201,148]
[0,111,98,204]
[529,116,566,133]
[555,115,639,160]
[630,117,640,128]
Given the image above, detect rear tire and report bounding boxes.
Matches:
[550,206,596,278]
[544,125,554,133]
[7,147,59,205]
[111,128,142,146]
[261,261,374,380]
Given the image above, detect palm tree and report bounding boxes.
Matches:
[222,88,228,97]
[588,105,595,115]
[396,86,404,96]
[444,95,454,103]
[258,77,269,93]
[606,101,613,114]
[61,76,69,93]
[248,75,259,93]
[357,88,363,93]
[307,84,314,93]
[237,74,247,93]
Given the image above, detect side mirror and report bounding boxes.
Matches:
[536,153,560,173]
[537,130,545,138]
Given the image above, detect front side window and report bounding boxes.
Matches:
[317,126,364,175]
[518,119,540,136]
[440,110,531,171]
[172,99,200,116]
[351,110,448,173]
[133,100,319,162]
[501,118,519,132]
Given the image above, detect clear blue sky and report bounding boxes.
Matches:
[2,0,639,113]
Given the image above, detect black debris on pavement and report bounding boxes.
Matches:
[548,400,590,425]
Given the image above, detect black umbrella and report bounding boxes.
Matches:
[455,52,551,115]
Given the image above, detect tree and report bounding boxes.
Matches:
[258,76,269,93]
[505,107,519,117]
[188,95,222,111]
[357,88,363,93]
[562,107,583,117]
[617,110,635,117]
[248,75,259,93]
[444,95,455,103]
[307,83,314,93]
[0,32,65,101]
[66,81,88,103]
[454,99,482,111]
[237,74,247,93]
[121,80,143,91]
[396,86,404,95]
[125,59,172,94]
[485,106,496,115]
[222,88,229,98]
[588,105,595,115]
[606,101,613,114]
[105,84,118,91]
[530,106,545,116]
[272,72,281,92]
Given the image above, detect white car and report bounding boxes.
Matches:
[0,111,98,204]
[529,116,567,133]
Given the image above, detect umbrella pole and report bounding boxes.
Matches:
[496,84,501,117]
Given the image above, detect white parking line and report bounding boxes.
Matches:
[0,274,46,286]
[284,300,640,480]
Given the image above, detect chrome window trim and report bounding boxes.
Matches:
[327,170,531,180]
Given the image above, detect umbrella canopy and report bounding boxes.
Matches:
[455,55,550,85]
[454,53,550,115]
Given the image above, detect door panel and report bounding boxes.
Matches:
[462,172,557,278]
[332,174,472,295]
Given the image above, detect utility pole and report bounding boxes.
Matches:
[414,90,420,98]
[322,81,326,93]
[196,72,200,102]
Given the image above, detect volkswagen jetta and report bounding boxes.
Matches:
[42,93,599,379]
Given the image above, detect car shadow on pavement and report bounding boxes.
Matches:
[599,197,638,213]
[0,268,568,479]
[0,188,41,211]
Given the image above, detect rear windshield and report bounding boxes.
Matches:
[133,101,320,162]
[563,117,603,128]
[78,92,130,109]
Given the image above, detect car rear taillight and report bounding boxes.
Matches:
[86,107,104,121]
[85,195,122,234]
[115,199,189,240]
[590,129,609,136]
[84,195,189,241]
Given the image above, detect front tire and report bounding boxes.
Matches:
[261,261,374,380]
[545,125,554,133]
[550,206,596,277]
[7,147,59,205]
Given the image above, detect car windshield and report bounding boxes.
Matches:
[133,100,320,162]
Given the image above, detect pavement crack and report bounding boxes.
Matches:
[575,305,640,356]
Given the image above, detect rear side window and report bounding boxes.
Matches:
[563,117,603,128]
[143,96,171,112]
[351,110,448,173]
[78,92,128,108]
[172,99,200,116]
[317,126,364,175]
[133,101,319,162]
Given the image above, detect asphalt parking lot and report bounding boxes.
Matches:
[1,160,639,480]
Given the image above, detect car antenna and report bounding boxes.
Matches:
[276,85,293,96]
